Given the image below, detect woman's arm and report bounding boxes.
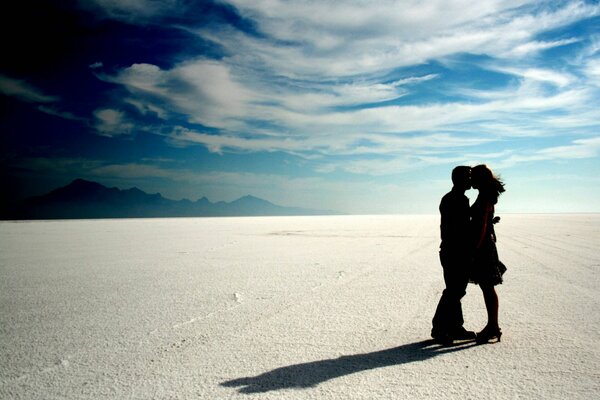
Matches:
[474,203,491,250]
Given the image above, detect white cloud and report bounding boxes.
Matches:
[104,61,252,129]
[151,73,595,158]
[104,60,444,139]
[167,124,494,171]
[103,54,598,164]
[537,136,600,159]
[500,136,600,166]
[89,62,104,69]
[172,2,599,136]
[37,106,86,121]
[168,127,308,154]
[0,74,58,103]
[15,157,104,175]
[94,108,134,136]
[494,67,576,87]
[585,58,600,86]
[289,74,439,110]
[506,38,580,57]
[79,0,182,22]
[209,0,599,78]
[124,97,168,119]
[91,162,175,179]
[0,75,87,122]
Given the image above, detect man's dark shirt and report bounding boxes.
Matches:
[439,187,470,256]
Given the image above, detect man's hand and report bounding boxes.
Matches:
[493,216,501,224]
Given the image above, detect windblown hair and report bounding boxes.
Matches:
[472,164,505,204]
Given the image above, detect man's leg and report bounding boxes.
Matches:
[431,252,454,338]
[443,265,473,338]
[431,291,450,338]
[432,251,472,340]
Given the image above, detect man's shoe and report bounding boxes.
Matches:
[451,327,477,340]
[431,330,453,345]
[431,329,445,340]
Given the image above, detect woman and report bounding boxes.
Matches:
[470,164,506,343]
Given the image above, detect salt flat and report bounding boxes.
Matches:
[1,214,598,399]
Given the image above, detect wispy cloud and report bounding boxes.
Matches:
[493,67,577,87]
[37,106,87,121]
[0,75,88,122]
[93,108,135,137]
[102,61,252,130]
[78,0,183,22]
[505,38,581,57]
[14,157,104,175]
[91,162,176,179]
[501,136,600,166]
[0,74,58,103]
[204,0,599,77]
[538,136,600,159]
[585,58,600,86]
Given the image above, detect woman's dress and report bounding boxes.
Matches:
[470,197,507,286]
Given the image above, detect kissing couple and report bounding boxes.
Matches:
[431,164,507,345]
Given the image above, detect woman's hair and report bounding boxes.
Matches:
[472,164,505,203]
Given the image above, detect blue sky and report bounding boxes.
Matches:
[1,0,599,214]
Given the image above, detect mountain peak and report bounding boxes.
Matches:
[66,178,105,190]
[47,178,112,199]
[233,195,273,204]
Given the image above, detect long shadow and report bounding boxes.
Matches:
[221,339,477,394]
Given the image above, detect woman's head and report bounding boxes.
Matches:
[471,164,505,202]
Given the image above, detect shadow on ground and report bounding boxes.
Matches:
[221,339,476,394]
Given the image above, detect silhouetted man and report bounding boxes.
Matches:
[431,166,476,343]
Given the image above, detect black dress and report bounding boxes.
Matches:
[470,196,507,286]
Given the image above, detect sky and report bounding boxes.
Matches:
[1,0,600,214]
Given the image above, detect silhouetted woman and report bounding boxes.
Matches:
[470,164,506,343]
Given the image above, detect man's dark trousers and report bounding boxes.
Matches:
[431,249,469,335]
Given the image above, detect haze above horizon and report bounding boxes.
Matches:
[1,1,599,214]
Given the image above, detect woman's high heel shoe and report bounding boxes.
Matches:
[476,326,502,344]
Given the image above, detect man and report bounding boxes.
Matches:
[431,166,476,344]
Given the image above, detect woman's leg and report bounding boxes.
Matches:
[480,284,499,329]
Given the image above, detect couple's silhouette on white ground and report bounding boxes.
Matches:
[432,164,506,345]
[223,164,507,394]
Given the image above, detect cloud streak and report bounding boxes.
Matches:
[0,74,58,103]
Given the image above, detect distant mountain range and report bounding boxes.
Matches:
[2,179,340,220]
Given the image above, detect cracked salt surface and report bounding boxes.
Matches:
[0,215,599,399]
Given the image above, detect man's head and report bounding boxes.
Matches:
[451,166,471,190]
